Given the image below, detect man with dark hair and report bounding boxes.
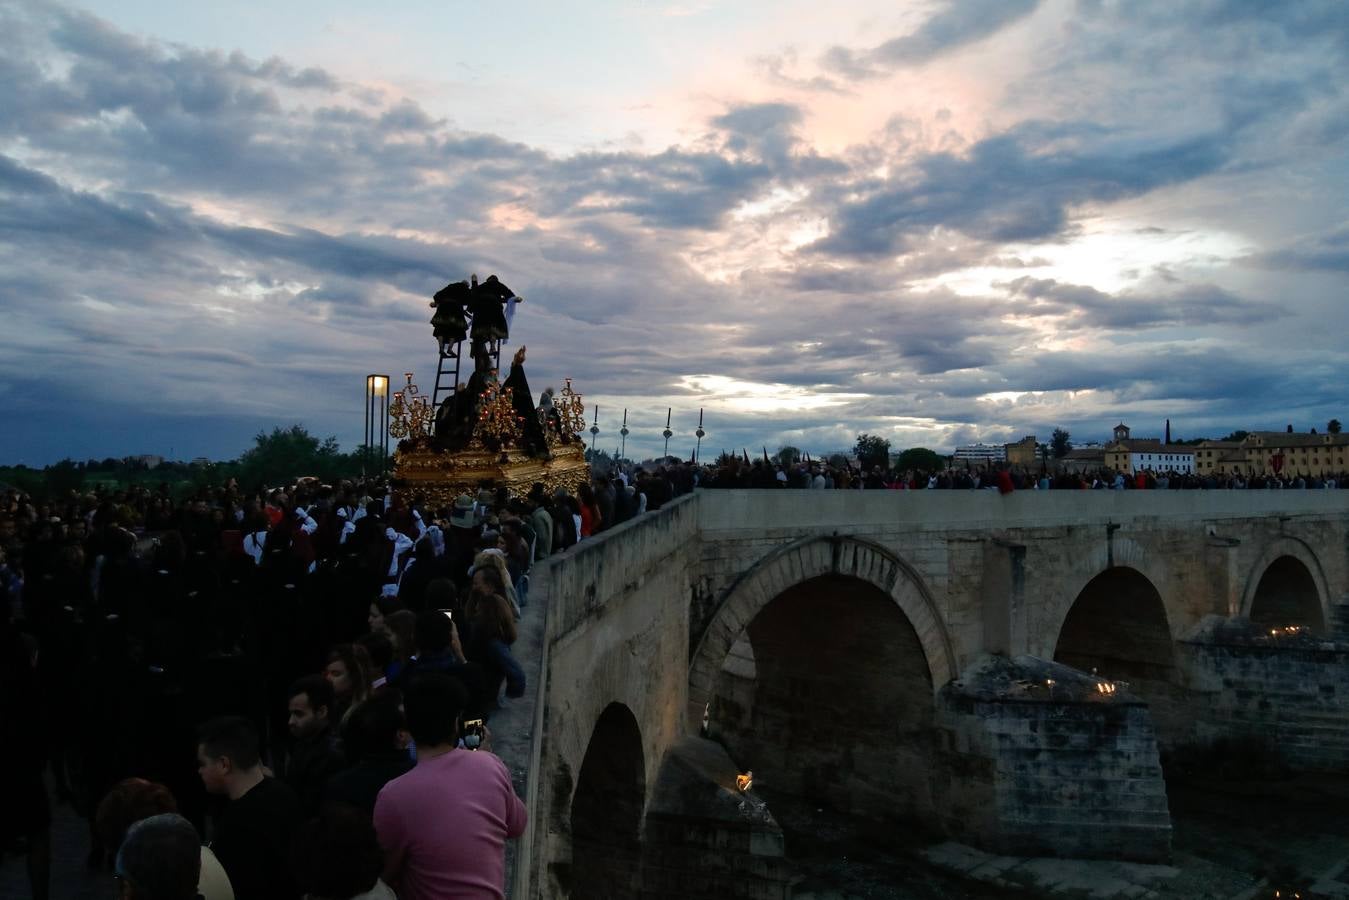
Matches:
[196,715,302,900]
[114,813,201,900]
[325,693,413,817]
[373,674,526,900]
[396,610,486,718]
[284,675,344,817]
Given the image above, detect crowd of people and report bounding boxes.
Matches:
[689,457,1347,492]
[2,455,1344,898]
[0,474,607,900]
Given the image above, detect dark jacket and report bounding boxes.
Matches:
[283,726,344,817]
[211,777,303,900]
[323,752,414,817]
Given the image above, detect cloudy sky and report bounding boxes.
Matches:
[2,0,1347,465]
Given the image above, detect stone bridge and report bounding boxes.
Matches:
[507,490,1349,898]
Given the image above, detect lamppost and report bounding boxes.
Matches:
[589,405,600,452]
[365,374,390,475]
[619,408,629,462]
[695,408,706,463]
[662,407,673,460]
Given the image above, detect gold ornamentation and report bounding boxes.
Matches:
[477,381,522,444]
[392,441,591,508]
[556,377,586,436]
[389,373,433,439]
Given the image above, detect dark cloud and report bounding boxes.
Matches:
[711,102,803,164]
[809,123,1230,257]
[821,0,1043,79]
[1250,226,1349,273]
[1002,277,1282,329]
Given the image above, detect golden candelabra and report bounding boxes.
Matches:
[389,372,434,439]
[477,380,523,444]
[556,377,586,435]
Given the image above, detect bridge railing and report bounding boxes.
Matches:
[696,487,1349,533]
[505,492,701,898]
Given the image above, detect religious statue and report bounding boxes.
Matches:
[391,271,590,505]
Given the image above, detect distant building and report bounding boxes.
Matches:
[1192,440,1245,476]
[953,443,1006,465]
[1102,423,1194,474]
[1004,435,1038,467]
[1197,432,1349,477]
[126,454,164,469]
[1059,447,1106,474]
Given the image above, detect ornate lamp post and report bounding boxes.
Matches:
[662,407,673,459]
[619,408,630,462]
[589,405,600,452]
[695,408,706,463]
[364,374,390,475]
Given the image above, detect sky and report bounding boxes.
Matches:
[2,0,1347,465]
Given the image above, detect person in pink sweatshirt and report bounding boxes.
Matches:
[373,673,526,900]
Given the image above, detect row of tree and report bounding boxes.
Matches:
[0,426,391,501]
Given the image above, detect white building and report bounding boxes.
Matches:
[953,443,1006,464]
[1104,424,1195,475]
[1126,445,1195,474]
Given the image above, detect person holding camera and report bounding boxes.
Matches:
[372,673,526,900]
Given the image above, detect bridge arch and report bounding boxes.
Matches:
[1036,536,1176,658]
[688,535,957,729]
[1240,536,1330,633]
[567,702,646,899]
[1051,564,1188,745]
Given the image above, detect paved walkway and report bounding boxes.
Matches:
[0,789,114,900]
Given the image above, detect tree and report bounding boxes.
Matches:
[853,433,891,470]
[237,424,345,487]
[1219,430,1249,442]
[44,459,85,498]
[777,446,801,466]
[1329,419,1342,435]
[585,448,616,474]
[895,447,944,472]
[1050,428,1072,459]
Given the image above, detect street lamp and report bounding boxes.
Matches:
[365,374,390,476]
[589,404,600,452]
[619,408,630,462]
[695,408,706,463]
[662,407,673,460]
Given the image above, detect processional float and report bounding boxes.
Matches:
[387,274,591,505]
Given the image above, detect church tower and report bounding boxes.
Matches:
[1113,422,1131,444]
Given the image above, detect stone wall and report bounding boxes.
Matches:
[639,737,793,900]
[933,656,1172,862]
[1181,616,1349,771]
[517,494,701,899]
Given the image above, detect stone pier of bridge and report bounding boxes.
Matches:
[504,489,1349,898]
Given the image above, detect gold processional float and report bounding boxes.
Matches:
[387,273,591,507]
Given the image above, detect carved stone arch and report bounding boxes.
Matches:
[565,701,647,899]
[1240,535,1331,631]
[1034,536,1173,659]
[686,534,956,731]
